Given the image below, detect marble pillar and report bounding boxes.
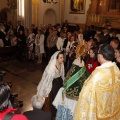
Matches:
[32,0,39,27]
[59,0,65,24]
[24,0,32,28]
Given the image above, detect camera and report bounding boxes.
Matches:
[0,70,23,109]
[0,71,6,82]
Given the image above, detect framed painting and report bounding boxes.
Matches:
[70,0,86,14]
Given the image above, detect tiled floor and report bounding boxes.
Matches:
[0,59,47,113]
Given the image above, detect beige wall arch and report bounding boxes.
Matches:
[43,8,57,26]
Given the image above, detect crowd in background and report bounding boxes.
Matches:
[0,20,120,70]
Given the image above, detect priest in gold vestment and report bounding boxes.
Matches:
[74,44,120,120]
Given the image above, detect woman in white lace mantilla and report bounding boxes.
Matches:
[31,51,65,118]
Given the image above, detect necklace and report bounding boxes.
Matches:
[56,64,61,73]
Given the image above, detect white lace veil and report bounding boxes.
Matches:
[31,51,65,109]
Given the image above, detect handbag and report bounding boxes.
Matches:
[2,110,20,120]
[2,112,15,120]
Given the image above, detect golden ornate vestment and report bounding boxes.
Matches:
[74,62,120,120]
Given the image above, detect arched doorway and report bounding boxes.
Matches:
[43,9,57,26]
[0,8,10,22]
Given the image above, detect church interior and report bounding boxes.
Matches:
[0,0,120,119]
[1,0,120,29]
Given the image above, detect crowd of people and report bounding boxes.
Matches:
[0,20,120,120]
[0,20,120,65]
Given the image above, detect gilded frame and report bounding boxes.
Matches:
[70,0,86,14]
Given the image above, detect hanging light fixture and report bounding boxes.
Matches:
[43,0,59,4]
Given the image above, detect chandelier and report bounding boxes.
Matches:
[43,0,59,4]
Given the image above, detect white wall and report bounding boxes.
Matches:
[64,0,91,24]
[39,1,60,26]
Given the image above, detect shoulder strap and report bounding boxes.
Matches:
[3,112,15,120]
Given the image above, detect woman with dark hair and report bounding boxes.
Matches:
[85,46,99,74]
[31,51,65,119]
[0,84,10,112]
[0,83,28,120]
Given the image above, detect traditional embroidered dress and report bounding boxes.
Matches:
[53,58,89,120]
[74,62,120,120]
[63,61,89,100]
[31,51,64,113]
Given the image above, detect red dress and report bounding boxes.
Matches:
[0,108,28,120]
[85,58,99,74]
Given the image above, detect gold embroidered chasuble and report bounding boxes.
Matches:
[74,62,120,120]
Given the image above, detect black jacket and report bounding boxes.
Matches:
[23,109,51,120]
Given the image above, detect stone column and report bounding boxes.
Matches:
[24,0,32,28]
[17,0,25,26]
[59,0,65,24]
[32,0,39,27]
